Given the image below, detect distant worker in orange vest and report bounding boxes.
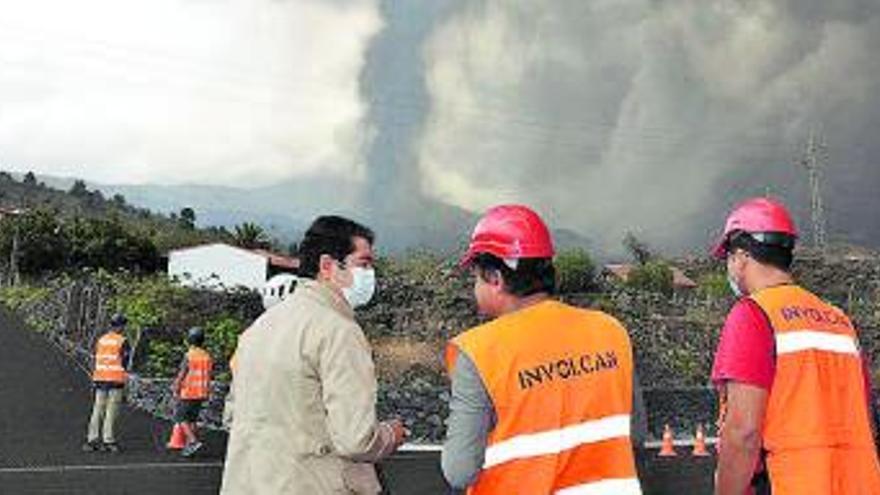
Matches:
[443,204,647,494]
[711,197,880,494]
[82,313,131,453]
[172,327,214,457]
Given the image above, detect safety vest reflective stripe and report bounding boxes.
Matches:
[775,330,859,356]
[555,478,642,495]
[93,332,126,383]
[451,301,638,495]
[95,364,124,371]
[484,414,631,469]
[746,285,880,492]
[181,349,212,399]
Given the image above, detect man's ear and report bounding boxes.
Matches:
[486,268,505,290]
[318,254,335,280]
[733,250,751,269]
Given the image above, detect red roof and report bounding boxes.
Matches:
[251,249,300,270]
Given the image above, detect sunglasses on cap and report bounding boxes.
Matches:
[722,231,796,257]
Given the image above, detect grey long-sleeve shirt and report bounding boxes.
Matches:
[442,351,648,491]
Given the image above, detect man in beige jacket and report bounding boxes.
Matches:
[221,216,406,495]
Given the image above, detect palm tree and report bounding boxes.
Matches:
[234,222,270,249]
[179,207,196,230]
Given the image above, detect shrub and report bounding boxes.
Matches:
[377,251,447,285]
[0,285,50,310]
[110,275,182,345]
[626,261,674,296]
[698,272,730,300]
[555,248,596,293]
[204,314,245,364]
[143,339,185,378]
[0,208,67,275]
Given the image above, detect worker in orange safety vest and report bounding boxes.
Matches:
[83,313,131,453]
[442,204,647,495]
[711,197,880,494]
[172,326,214,458]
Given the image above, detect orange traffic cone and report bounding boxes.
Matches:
[692,424,710,457]
[167,424,186,450]
[658,424,677,457]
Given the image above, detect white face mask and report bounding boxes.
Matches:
[727,272,744,298]
[342,267,376,308]
[726,250,747,298]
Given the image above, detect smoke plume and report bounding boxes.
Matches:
[417,0,880,253]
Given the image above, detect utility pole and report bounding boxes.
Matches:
[4,209,23,287]
[10,221,19,286]
[800,130,828,250]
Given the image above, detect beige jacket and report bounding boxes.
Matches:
[220,280,395,495]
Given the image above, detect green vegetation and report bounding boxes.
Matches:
[111,274,183,332]
[233,222,271,249]
[0,270,256,379]
[698,272,730,300]
[620,232,676,295]
[626,261,674,296]
[143,339,184,378]
[0,171,300,278]
[0,207,161,276]
[555,248,597,293]
[107,275,251,378]
[0,284,54,333]
[0,284,50,311]
[204,315,245,382]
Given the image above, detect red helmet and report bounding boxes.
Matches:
[712,197,798,258]
[461,204,555,266]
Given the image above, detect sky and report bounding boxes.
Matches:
[0,0,380,186]
[1,0,879,252]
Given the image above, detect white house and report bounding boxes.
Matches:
[167,243,299,292]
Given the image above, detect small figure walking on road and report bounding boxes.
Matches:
[82,313,131,454]
[171,327,213,458]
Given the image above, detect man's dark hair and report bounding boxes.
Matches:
[728,231,794,272]
[297,216,375,279]
[471,253,557,297]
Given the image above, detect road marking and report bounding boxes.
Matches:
[399,438,721,453]
[0,462,223,474]
[398,443,442,452]
[0,438,715,475]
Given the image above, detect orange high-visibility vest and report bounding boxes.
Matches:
[92,331,126,384]
[446,301,641,495]
[749,285,880,494]
[180,347,213,400]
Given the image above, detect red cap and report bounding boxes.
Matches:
[460,204,555,266]
[712,197,798,258]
